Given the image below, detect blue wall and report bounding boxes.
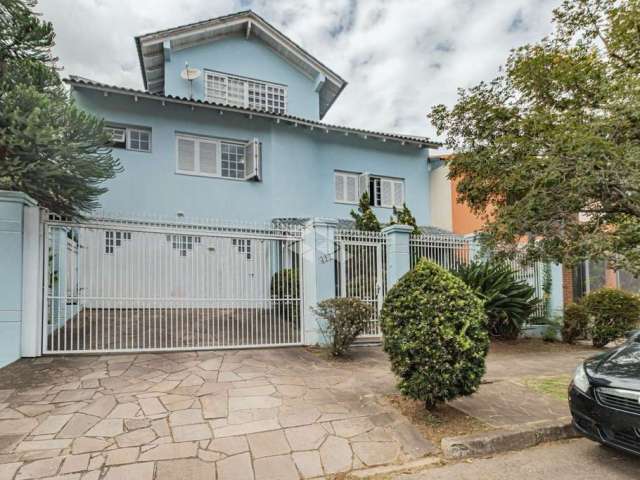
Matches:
[165,36,320,120]
[73,89,431,225]
[0,194,25,367]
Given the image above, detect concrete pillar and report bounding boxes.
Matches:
[0,191,38,367]
[549,262,564,317]
[21,205,43,358]
[463,232,482,262]
[302,218,337,345]
[382,224,413,289]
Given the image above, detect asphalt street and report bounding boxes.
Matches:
[397,439,640,480]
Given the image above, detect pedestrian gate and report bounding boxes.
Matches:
[43,214,303,353]
[335,230,387,337]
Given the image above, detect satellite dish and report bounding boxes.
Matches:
[180,67,201,80]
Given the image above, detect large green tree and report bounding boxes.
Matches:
[430,0,640,274]
[0,0,121,217]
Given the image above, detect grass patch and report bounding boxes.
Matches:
[523,375,571,401]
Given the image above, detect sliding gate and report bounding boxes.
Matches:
[43,215,303,353]
[335,230,387,337]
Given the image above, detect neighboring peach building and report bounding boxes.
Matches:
[429,156,629,303]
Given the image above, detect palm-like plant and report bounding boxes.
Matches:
[455,261,539,339]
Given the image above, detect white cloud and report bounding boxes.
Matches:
[39,0,560,141]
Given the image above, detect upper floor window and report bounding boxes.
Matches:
[204,71,287,114]
[105,124,151,152]
[176,134,261,181]
[334,171,404,208]
[335,172,359,204]
[369,175,404,208]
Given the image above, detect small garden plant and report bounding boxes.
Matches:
[455,261,538,339]
[350,192,381,232]
[582,288,640,348]
[313,297,372,356]
[561,303,590,344]
[381,259,489,408]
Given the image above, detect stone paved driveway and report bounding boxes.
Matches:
[0,347,432,479]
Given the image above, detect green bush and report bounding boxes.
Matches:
[313,297,372,356]
[270,268,299,299]
[561,303,589,344]
[270,268,300,321]
[455,261,538,340]
[582,288,640,348]
[381,259,489,408]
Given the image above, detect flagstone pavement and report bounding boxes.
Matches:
[0,347,434,479]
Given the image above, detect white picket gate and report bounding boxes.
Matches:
[43,214,303,353]
[334,230,387,337]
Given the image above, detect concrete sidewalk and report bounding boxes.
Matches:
[451,340,598,428]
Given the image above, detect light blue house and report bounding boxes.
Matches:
[68,10,439,225]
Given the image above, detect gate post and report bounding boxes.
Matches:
[0,191,38,367]
[302,218,338,345]
[383,224,414,290]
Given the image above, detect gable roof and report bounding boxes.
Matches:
[135,10,347,120]
[67,76,438,149]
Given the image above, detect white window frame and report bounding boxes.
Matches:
[370,175,405,208]
[127,128,152,153]
[204,70,288,114]
[106,124,151,152]
[334,171,360,205]
[175,133,256,181]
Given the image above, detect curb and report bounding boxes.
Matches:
[347,457,442,479]
[441,418,578,460]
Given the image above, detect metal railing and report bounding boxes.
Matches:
[410,234,472,271]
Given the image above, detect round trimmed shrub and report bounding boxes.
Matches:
[561,303,589,344]
[583,288,640,348]
[381,258,489,408]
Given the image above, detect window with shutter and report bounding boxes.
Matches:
[177,137,196,172]
[335,174,345,202]
[366,175,405,207]
[199,140,218,175]
[381,179,393,207]
[176,134,256,181]
[392,180,404,207]
[334,172,359,204]
[244,139,261,181]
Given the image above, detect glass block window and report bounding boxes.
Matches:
[221,142,246,179]
[206,74,227,103]
[205,71,287,114]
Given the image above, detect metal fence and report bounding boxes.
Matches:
[410,234,472,270]
[44,213,303,353]
[334,229,387,337]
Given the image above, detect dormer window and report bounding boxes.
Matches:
[205,71,287,114]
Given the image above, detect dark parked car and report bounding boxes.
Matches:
[569,330,640,455]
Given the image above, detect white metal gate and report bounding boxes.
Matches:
[335,230,386,337]
[43,214,303,353]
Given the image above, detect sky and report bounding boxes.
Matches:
[39,0,561,142]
